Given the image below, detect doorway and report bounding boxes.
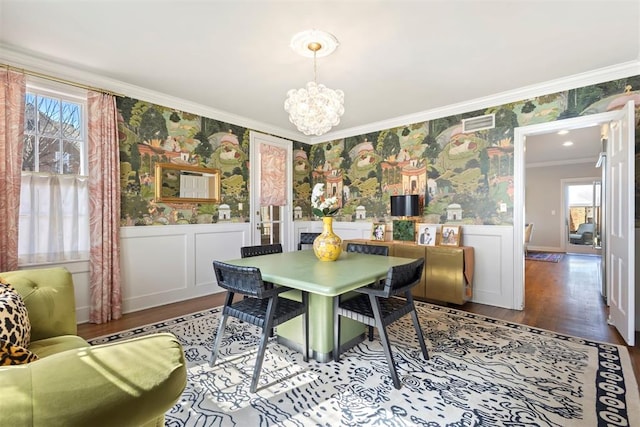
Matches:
[249,131,294,250]
[513,101,635,345]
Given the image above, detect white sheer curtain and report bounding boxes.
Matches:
[18,171,89,264]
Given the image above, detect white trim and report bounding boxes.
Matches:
[526,157,599,169]
[513,110,629,310]
[3,46,638,145]
[249,131,294,251]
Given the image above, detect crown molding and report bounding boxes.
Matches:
[526,157,599,169]
[312,60,640,144]
[3,46,638,146]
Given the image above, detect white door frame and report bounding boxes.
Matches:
[513,110,630,310]
[249,131,294,251]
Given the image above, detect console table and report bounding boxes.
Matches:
[343,239,474,305]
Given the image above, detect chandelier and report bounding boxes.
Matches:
[284,30,345,136]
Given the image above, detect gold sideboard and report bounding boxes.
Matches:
[343,239,474,305]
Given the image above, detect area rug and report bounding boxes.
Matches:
[89,302,640,426]
[525,251,564,262]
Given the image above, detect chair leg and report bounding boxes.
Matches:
[410,309,429,360]
[406,293,429,360]
[368,326,374,341]
[209,313,229,366]
[210,292,234,366]
[369,295,401,390]
[333,295,341,362]
[301,291,309,362]
[250,297,278,393]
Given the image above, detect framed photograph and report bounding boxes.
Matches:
[417,224,438,246]
[440,225,461,246]
[392,220,415,242]
[371,223,386,241]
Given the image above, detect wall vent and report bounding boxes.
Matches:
[462,114,495,133]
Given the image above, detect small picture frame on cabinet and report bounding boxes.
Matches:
[440,225,461,246]
[371,223,386,241]
[417,224,438,246]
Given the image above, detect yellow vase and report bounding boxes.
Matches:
[313,217,342,261]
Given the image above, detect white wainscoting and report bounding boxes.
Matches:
[62,221,518,324]
[119,223,252,315]
[25,222,634,325]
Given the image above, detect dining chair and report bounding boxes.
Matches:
[524,223,534,256]
[333,258,428,389]
[241,243,283,258]
[297,232,320,250]
[240,243,283,334]
[345,242,389,340]
[345,242,389,256]
[210,260,309,393]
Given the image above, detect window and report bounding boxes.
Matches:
[18,80,89,265]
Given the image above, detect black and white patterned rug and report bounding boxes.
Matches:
[89,302,640,426]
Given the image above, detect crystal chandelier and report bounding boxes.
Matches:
[284,30,345,136]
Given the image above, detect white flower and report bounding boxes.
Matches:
[311,183,339,217]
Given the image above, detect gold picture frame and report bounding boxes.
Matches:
[371,223,386,241]
[155,162,221,204]
[439,225,461,246]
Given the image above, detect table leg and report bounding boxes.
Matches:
[277,291,365,362]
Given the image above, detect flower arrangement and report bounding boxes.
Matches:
[311,183,339,217]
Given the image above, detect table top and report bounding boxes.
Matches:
[225,250,417,297]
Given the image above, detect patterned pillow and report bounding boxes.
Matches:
[0,339,38,365]
[0,279,31,348]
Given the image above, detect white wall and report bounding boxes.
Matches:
[526,162,600,251]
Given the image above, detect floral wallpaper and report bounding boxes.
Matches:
[117,75,640,227]
[118,98,251,226]
[294,76,640,225]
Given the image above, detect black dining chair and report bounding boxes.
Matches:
[240,243,283,334]
[344,242,389,340]
[241,243,283,258]
[210,260,309,393]
[333,258,428,389]
[298,232,320,250]
[345,242,389,256]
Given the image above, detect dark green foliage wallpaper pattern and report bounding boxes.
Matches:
[117,75,640,227]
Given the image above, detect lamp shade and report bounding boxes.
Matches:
[390,194,420,217]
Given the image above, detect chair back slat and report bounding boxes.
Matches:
[383,258,425,297]
[298,232,320,250]
[241,243,283,258]
[213,260,268,298]
[346,243,389,256]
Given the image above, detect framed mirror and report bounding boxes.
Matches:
[155,162,221,204]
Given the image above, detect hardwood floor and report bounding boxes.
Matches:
[77,253,639,387]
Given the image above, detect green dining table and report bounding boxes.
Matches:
[225,249,416,362]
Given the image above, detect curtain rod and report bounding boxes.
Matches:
[1,63,124,97]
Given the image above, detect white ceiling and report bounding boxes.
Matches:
[1,0,639,145]
[525,125,603,166]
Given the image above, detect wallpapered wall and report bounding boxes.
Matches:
[118,75,640,227]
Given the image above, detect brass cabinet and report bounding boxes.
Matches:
[343,239,473,305]
[393,244,428,298]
